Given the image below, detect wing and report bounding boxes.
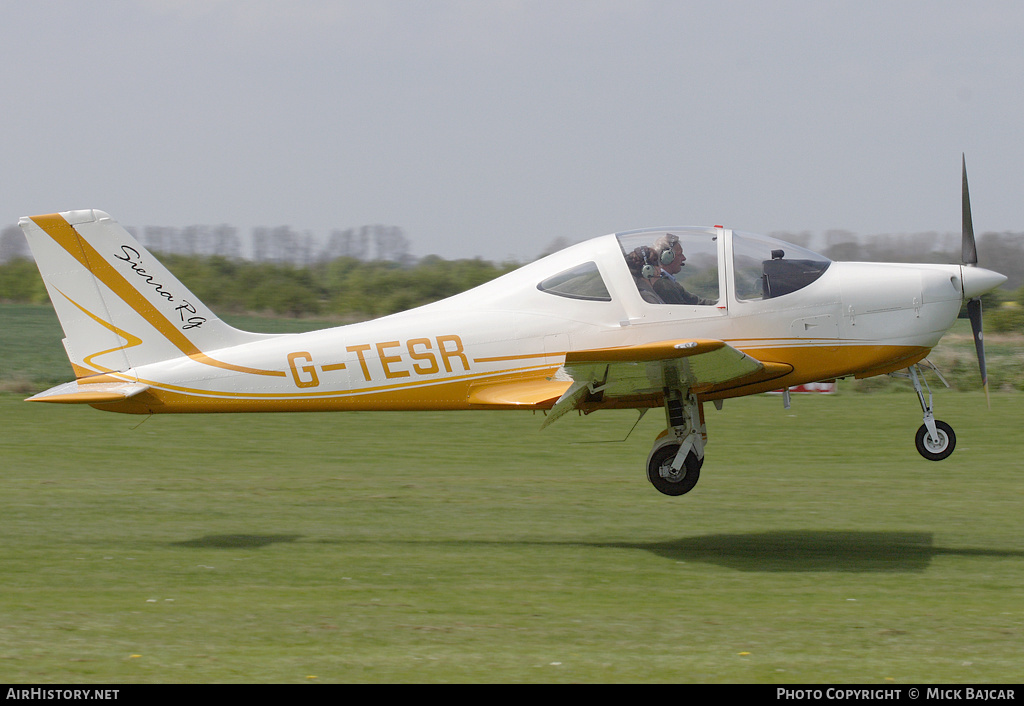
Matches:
[541,339,792,427]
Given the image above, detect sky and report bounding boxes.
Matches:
[2,1,1023,262]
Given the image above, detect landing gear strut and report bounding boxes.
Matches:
[904,363,956,461]
[646,390,705,496]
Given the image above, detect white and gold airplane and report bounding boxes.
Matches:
[18,160,1007,496]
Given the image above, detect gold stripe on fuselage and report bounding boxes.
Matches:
[85,340,929,414]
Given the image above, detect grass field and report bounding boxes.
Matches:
[1,304,1022,683]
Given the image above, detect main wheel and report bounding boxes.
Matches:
[915,420,956,461]
[646,443,702,496]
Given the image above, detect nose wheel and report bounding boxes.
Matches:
[915,420,956,461]
[903,363,957,461]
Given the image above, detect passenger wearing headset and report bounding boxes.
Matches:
[651,233,714,306]
[624,246,665,304]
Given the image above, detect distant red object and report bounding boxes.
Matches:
[773,382,837,394]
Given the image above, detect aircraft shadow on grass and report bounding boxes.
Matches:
[169,530,1023,574]
[171,534,302,549]
[603,531,1024,573]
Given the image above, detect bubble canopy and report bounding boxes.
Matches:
[535,227,831,306]
[730,230,831,301]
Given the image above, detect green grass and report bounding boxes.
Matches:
[1,303,1023,682]
[0,305,72,391]
[1,391,1022,683]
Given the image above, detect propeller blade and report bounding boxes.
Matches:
[966,296,990,407]
[962,154,978,265]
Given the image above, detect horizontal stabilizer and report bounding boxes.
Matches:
[26,381,150,405]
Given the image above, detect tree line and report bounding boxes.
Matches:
[1,222,1022,326]
[0,222,413,266]
[781,230,1024,332]
[0,248,519,319]
[774,229,1024,291]
[0,221,520,319]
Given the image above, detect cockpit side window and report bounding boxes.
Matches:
[617,230,720,305]
[732,232,831,300]
[537,261,612,302]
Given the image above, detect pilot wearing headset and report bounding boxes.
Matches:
[651,233,713,306]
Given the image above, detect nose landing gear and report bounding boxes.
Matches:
[901,363,957,461]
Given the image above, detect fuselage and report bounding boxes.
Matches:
[86,227,1004,415]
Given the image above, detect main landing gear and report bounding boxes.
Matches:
[898,363,956,461]
[646,390,705,496]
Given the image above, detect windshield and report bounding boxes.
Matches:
[616,229,720,305]
[732,231,831,300]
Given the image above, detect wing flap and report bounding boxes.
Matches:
[539,380,590,429]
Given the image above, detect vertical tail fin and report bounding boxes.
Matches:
[19,209,270,379]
